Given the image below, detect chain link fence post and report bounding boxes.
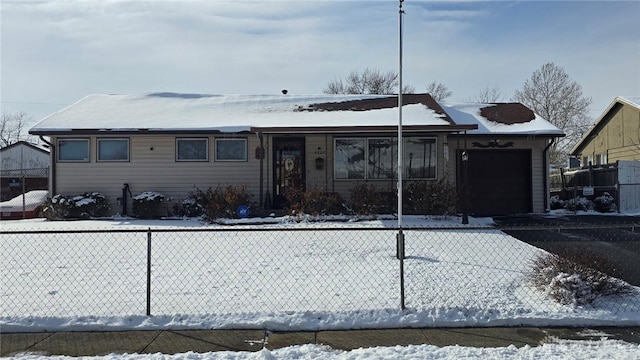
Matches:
[147,228,152,316]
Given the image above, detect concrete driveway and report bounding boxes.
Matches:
[493,214,640,286]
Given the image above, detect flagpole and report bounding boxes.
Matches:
[397,0,406,310]
[398,0,404,231]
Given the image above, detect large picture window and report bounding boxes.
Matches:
[335,137,436,180]
[215,138,247,161]
[58,139,89,162]
[176,138,208,161]
[335,139,365,179]
[97,138,129,162]
[405,138,437,179]
[368,138,396,179]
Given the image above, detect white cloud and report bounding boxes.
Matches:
[1,0,638,124]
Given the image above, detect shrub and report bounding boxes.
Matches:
[42,194,73,220]
[179,185,255,221]
[530,250,634,306]
[348,183,396,215]
[285,186,346,216]
[132,191,166,219]
[593,192,616,213]
[403,179,456,215]
[42,192,111,220]
[549,195,565,210]
[71,192,110,218]
[224,184,254,218]
[565,196,592,212]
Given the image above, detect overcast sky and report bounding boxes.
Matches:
[2,0,639,128]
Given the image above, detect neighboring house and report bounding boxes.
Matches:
[0,141,50,201]
[29,92,564,216]
[570,96,640,166]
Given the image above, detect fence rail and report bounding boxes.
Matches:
[1,224,639,328]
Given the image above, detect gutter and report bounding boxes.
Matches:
[39,136,56,196]
[542,137,555,211]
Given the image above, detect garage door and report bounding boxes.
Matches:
[458,150,532,216]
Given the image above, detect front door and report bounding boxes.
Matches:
[273,137,305,208]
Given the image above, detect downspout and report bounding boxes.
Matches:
[543,137,555,212]
[39,136,56,196]
[257,132,264,209]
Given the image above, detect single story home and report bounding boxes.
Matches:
[570,96,640,166]
[0,141,50,201]
[29,92,563,216]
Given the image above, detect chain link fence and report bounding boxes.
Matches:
[1,224,639,327]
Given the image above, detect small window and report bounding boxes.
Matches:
[58,139,89,162]
[215,138,247,161]
[176,138,208,161]
[98,138,129,161]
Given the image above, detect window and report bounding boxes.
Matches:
[335,136,437,180]
[58,139,89,162]
[368,138,396,179]
[97,138,129,161]
[176,138,208,161]
[335,138,365,179]
[405,138,437,179]
[215,138,247,161]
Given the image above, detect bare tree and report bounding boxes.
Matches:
[513,63,592,166]
[323,68,415,95]
[1,111,33,147]
[425,81,452,102]
[466,85,504,103]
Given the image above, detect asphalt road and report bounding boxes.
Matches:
[493,214,640,286]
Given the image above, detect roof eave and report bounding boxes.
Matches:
[252,124,478,134]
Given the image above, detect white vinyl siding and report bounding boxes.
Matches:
[53,135,261,216]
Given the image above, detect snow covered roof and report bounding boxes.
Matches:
[29,92,562,136]
[0,140,50,153]
[570,96,640,155]
[439,102,565,136]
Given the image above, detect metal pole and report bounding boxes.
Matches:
[146,228,152,316]
[397,0,406,311]
[397,0,404,231]
[22,173,26,219]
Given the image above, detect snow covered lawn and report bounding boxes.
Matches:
[1,216,639,333]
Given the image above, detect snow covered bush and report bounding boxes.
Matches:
[549,195,565,210]
[530,250,634,306]
[132,191,166,219]
[42,192,110,220]
[42,194,73,220]
[593,192,616,213]
[403,179,456,215]
[285,186,345,216]
[565,196,592,212]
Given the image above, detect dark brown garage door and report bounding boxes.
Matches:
[458,150,532,216]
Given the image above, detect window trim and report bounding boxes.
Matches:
[215,138,248,162]
[57,138,90,162]
[97,138,130,162]
[176,137,209,162]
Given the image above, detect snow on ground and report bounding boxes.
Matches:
[6,340,640,360]
[0,217,640,359]
[1,215,639,334]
